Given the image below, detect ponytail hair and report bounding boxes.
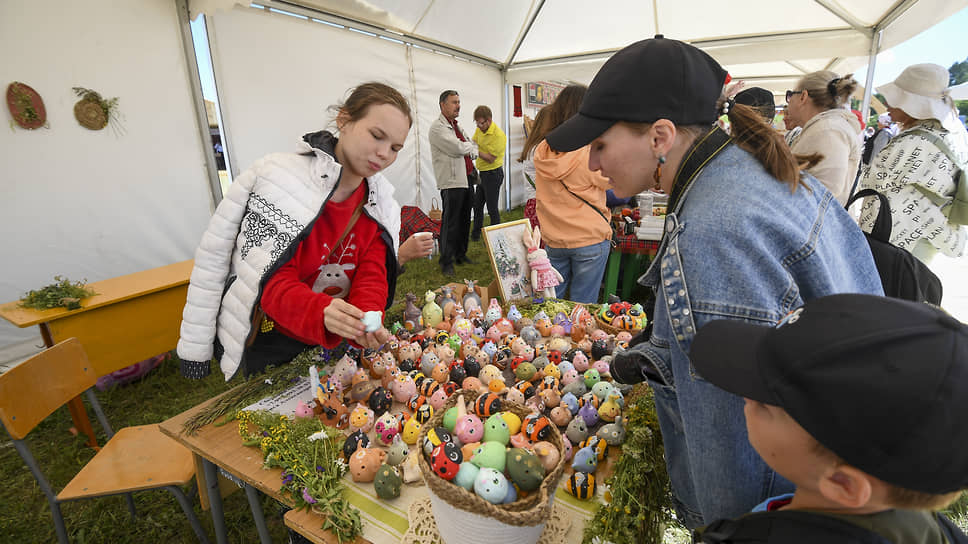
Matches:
[718,98,821,191]
[796,70,858,111]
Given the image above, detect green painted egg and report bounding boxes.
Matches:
[470,441,507,472]
[483,413,511,445]
[373,464,402,499]
[505,448,545,492]
[443,406,459,432]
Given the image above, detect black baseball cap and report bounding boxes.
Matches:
[691,294,968,494]
[546,35,728,152]
[733,87,775,111]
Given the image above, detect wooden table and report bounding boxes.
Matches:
[0,260,194,447]
[159,390,370,544]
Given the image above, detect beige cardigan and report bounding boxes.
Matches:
[791,108,862,205]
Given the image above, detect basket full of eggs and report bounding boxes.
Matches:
[417,389,566,544]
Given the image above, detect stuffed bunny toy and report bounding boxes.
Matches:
[523,225,563,300]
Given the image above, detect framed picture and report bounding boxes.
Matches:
[482,219,534,302]
[526,81,564,108]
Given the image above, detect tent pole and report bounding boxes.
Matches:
[861,29,882,126]
[175,0,223,207]
[503,73,512,212]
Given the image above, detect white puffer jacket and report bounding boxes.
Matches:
[177,132,400,381]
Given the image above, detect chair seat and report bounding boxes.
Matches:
[58,424,195,501]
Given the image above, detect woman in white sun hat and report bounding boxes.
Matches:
[857,63,968,264]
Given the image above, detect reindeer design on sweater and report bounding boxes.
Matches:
[312,234,357,298]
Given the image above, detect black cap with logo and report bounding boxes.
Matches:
[691,294,968,494]
[546,35,728,152]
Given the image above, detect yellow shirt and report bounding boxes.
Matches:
[472,122,506,171]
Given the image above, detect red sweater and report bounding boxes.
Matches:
[260,181,388,348]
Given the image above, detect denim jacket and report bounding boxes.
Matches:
[624,143,883,387]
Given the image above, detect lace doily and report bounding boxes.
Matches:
[402,496,573,544]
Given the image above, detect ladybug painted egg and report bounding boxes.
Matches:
[423,426,457,457]
[547,350,563,364]
[431,442,462,480]
[473,467,509,504]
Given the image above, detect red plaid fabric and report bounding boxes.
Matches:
[614,232,659,255]
[524,198,539,231]
[400,205,441,242]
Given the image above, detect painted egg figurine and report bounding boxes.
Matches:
[470,441,507,472]
[532,440,560,472]
[597,415,626,446]
[431,441,462,481]
[349,447,387,483]
[566,417,589,443]
[483,412,511,445]
[423,426,458,457]
[373,411,401,445]
[505,448,546,492]
[524,413,553,442]
[343,430,370,460]
[373,464,402,499]
[385,433,410,466]
[565,472,596,500]
[453,461,480,490]
[474,392,503,417]
[368,386,393,417]
[453,396,484,444]
[474,467,509,504]
[349,403,375,433]
[401,416,423,445]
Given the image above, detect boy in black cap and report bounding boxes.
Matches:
[690,293,968,543]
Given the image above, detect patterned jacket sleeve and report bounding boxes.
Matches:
[176,161,261,371]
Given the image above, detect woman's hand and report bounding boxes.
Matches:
[354,327,390,350]
[323,298,366,339]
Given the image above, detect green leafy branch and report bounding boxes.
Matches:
[20,276,96,311]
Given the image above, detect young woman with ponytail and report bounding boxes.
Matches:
[545,36,882,530]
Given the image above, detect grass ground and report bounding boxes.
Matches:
[2,204,965,542]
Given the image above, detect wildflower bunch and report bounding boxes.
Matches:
[582,384,678,544]
[239,410,362,542]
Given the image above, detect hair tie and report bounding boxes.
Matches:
[827,77,841,97]
[721,97,735,116]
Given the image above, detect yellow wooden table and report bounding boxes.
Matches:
[0,259,194,447]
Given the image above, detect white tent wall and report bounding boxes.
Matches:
[207,4,503,213]
[0,0,213,353]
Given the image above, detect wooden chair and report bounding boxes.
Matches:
[0,338,209,543]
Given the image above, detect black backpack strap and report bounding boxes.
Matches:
[667,126,733,214]
[695,510,893,544]
[846,188,892,243]
[937,512,968,544]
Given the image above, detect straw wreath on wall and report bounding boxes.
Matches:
[72,86,124,135]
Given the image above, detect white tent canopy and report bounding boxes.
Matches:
[195,0,966,96]
[1,0,964,356]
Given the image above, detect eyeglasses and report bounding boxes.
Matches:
[785,89,803,102]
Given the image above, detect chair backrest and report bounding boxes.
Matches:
[0,338,97,439]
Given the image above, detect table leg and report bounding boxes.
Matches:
[601,250,622,303]
[620,254,650,300]
[40,323,99,448]
[245,483,272,544]
[203,459,229,544]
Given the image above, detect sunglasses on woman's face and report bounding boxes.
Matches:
[785,89,803,102]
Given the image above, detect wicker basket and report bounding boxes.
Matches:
[417,389,566,544]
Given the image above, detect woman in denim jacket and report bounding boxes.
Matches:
[546,36,883,529]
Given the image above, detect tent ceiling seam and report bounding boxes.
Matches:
[504,0,545,68]
[873,0,920,32]
[812,0,873,36]
[508,27,867,69]
[262,0,501,67]
[410,0,435,35]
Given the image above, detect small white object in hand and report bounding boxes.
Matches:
[361,311,382,333]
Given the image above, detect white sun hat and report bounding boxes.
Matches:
[877,63,961,132]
